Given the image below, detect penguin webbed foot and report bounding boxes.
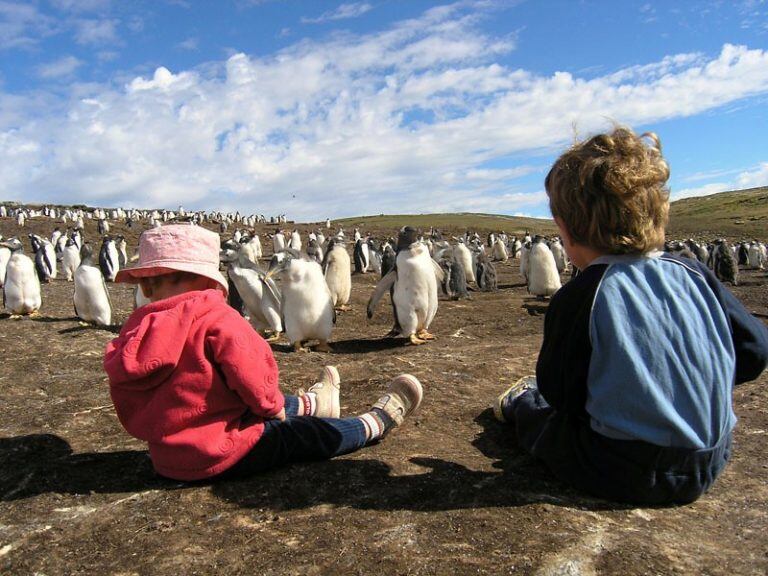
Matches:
[293,341,310,353]
[336,304,352,312]
[409,333,428,346]
[416,329,436,341]
[314,340,333,353]
[264,331,282,343]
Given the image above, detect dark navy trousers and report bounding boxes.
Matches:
[508,389,732,505]
[223,395,368,478]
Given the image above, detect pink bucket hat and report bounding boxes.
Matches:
[115,224,228,294]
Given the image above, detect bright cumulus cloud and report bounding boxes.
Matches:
[2,3,768,220]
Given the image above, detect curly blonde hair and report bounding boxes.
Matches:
[545,126,670,254]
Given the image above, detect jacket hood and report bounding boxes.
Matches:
[104,289,224,390]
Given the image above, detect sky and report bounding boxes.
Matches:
[1,0,767,221]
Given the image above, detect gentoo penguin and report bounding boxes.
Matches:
[289,229,302,252]
[380,243,396,278]
[711,240,739,285]
[61,237,81,281]
[326,218,331,229]
[453,240,476,284]
[3,239,41,315]
[747,241,764,270]
[353,237,370,274]
[266,256,334,352]
[221,243,283,340]
[367,239,382,275]
[241,233,263,263]
[527,236,561,298]
[73,243,112,326]
[367,227,444,345]
[97,218,110,236]
[323,237,352,311]
[50,228,62,248]
[306,238,324,265]
[115,235,128,267]
[29,234,56,283]
[99,236,120,282]
[272,229,286,253]
[491,238,508,262]
[549,238,568,273]
[519,240,531,282]
[475,252,498,292]
[439,252,470,301]
[316,230,326,248]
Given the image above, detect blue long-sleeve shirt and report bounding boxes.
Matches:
[536,252,768,450]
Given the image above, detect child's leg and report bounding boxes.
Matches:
[226,374,422,477]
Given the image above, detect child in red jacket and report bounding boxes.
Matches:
[104,224,422,481]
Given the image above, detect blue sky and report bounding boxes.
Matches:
[1,1,767,220]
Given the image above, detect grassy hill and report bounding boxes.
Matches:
[667,186,768,239]
[333,213,558,236]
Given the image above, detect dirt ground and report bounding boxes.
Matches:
[1,215,767,576]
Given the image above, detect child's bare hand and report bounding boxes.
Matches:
[273,408,286,421]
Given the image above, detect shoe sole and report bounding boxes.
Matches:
[388,374,423,417]
[493,376,535,423]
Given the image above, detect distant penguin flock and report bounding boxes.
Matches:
[2,202,764,358]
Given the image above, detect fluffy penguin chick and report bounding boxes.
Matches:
[527,239,561,298]
[74,243,112,326]
[3,242,42,315]
[270,258,334,352]
[323,239,352,311]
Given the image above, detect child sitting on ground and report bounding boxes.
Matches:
[494,127,768,504]
[104,224,422,481]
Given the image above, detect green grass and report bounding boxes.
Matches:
[333,213,558,236]
[667,186,768,239]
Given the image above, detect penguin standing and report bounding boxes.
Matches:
[241,234,263,263]
[527,236,561,298]
[475,252,498,292]
[266,257,334,352]
[289,229,302,252]
[353,237,370,274]
[491,238,508,262]
[221,243,283,340]
[61,238,81,281]
[549,238,568,273]
[3,239,41,315]
[519,241,531,282]
[439,252,470,301]
[115,235,128,267]
[380,243,396,278]
[30,234,56,283]
[367,227,444,345]
[323,238,352,311]
[99,236,120,282]
[453,240,476,284]
[711,240,739,285]
[306,238,324,265]
[0,240,12,287]
[73,243,112,326]
[272,230,286,253]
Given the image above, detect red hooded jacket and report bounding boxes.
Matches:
[104,289,284,480]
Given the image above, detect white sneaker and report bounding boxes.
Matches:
[372,374,423,428]
[303,366,341,418]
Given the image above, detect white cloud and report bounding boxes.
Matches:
[3,5,768,219]
[177,37,199,51]
[74,18,119,45]
[670,182,731,201]
[0,1,58,49]
[302,2,373,24]
[736,162,768,189]
[36,55,82,79]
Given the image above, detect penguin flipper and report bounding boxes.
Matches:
[367,270,397,319]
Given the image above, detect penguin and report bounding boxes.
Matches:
[266,256,334,352]
[453,240,476,284]
[353,237,370,274]
[737,242,749,266]
[73,243,112,326]
[115,235,128,267]
[306,238,324,265]
[61,237,81,281]
[491,238,508,262]
[272,229,286,253]
[519,240,531,282]
[439,252,470,301]
[3,239,41,316]
[549,238,568,273]
[711,240,739,285]
[322,237,352,311]
[367,226,445,345]
[0,238,15,287]
[97,218,110,236]
[241,233,263,263]
[747,241,764,270]
[475,252,498,292]
[30,234,56,283]
[99,236,120,282]
[134,284,152,309]
[368,239,383,275]
[221,243,283,340]
[527,236,561,298]
[289,229,302,252]
[380,243,396,278]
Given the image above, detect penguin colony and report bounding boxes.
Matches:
[2,203,765,350]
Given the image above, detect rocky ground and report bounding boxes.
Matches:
[1,215,767,576]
